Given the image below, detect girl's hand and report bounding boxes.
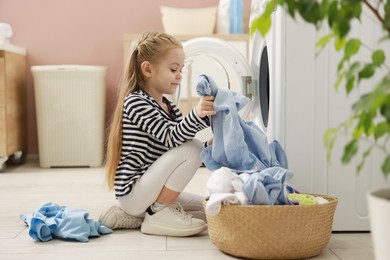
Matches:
[195,96,216,118]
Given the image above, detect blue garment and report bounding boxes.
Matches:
[196,74,288,173]
[20,202,112,242]
[242,167,298,205]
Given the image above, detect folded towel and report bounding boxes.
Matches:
[20,202,112,242]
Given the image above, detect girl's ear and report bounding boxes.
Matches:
[141,61,152,77]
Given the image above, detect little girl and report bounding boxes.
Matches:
[99,32,215,237]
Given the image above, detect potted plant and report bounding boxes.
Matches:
[251,1,389,259]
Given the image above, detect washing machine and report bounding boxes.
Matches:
[179,7,282,146]
[175,0,390,231]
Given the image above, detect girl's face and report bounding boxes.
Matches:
[145,47,185,97]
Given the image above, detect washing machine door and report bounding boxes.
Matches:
[180,37,266,132]
[249,30,271,133]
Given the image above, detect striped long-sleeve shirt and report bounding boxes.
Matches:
[114,90,210,197]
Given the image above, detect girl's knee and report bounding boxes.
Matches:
[183,139,204,157]
[187,139,203,150]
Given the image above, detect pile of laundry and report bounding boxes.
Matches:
[205,167,329,216]
[20,202,112,242]
[196,74,328,216]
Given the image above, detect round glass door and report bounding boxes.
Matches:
[259,46,270,128]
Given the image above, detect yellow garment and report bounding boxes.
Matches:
[287,193,319,205]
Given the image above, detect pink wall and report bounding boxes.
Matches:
[0,0,251,155]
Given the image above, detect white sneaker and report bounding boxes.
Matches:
[141,202,207,237]
[99,205,143,229]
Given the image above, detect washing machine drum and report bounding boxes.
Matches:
[181,37,269,132]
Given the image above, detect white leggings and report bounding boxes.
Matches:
[118,139,206,220]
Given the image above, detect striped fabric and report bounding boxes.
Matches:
[114,91,209,197]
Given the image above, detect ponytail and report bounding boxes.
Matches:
[105,32,182,190]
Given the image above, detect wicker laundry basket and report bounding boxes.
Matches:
[204,194,338,259]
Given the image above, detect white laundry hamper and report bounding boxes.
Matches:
[31,65,106,168]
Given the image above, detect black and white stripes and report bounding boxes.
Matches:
[114,91,209,197]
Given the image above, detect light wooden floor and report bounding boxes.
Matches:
[0,158,375,260]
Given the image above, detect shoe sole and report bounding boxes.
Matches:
[141,222,207,237]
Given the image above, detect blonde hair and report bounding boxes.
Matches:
[105,32,182,189]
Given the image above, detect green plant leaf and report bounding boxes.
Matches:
[357,147,373,174]
[358,111,375,135]
[384,1,390,32]
[349,61,360,73]
[315,33,333,48]
[331,1,361,38]
[250,15,271,36]
[358,64,376,80]
[296,0,323,24]
[344,61,360,90]
[382,156,390,177]
[284,0,296,17]
[356,161,364,173]
[324,128,338,161]
[344,0,362,19]
[335,70,346,89]
[337,58,345,72]
[327,1,338,28]
[342,139,358,164]
[380,100,390,123]
[334,36,346,51]
[352,125,363,139]
[372,49,385,66]
[374,122,390,140]
[315,32,334,58]
[352,90,386,126]
[344,38,361,60]
[336,17,351,38]
[345,75,355,94]
[250,0,276,36]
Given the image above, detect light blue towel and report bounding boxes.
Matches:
[242,167,298,205]
[196,74,288,173]
[20,202,112,242]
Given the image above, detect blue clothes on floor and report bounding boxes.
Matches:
[196,74,288,173]
[20,202,112,242]
[242,167,298,205]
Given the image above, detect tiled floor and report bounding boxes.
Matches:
[0,158,374,260]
